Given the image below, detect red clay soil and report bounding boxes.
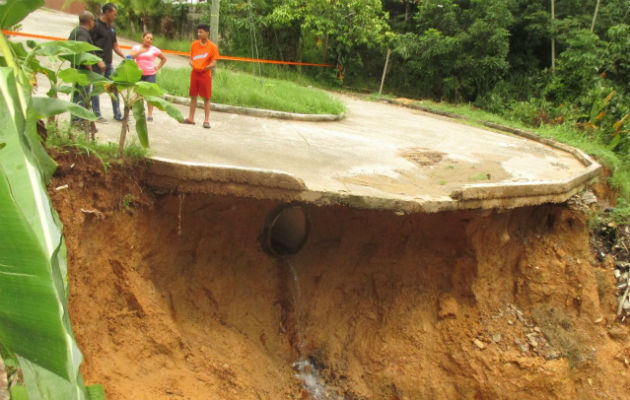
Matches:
[48,151,630,400]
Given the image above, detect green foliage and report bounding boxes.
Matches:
[45,122,148,169]
[0,3,94,398]
[394,0,513,101]
[157,66,345,115]
[110,59,183,156]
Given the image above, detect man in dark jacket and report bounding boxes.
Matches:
[90,3,125,123]
[68,11,103,126]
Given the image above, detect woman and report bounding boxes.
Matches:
[130,32,166,121]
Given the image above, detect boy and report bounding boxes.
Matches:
[182,24,219,128]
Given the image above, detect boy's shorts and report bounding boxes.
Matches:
[189,70,212,99]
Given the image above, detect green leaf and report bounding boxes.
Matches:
[59,52,103,67]
[0,0,44,29]
[144,95,184,122]
[31,97,97,121]
[86,384,106,400]
[59,68,91,86]
[135,81,163,98]
[10,384,29,400]
[132,100,149,147]
[0,63,88,399]
[34,40,100,57]
[112,59,143,85]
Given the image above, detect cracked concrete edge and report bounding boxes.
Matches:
[450,163,602,201]
[143,168,587,214]
[147,157,307,191]
[163,94,345,122]
[145,157,591,214]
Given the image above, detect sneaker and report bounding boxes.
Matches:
[114,116,123,122]
[96,117,108,123]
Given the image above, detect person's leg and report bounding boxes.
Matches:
[104,63,122,120]
[203,98,210,123]
[188,96,197,121]
[145,75,155,119]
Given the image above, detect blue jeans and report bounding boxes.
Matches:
[91,62,121,120]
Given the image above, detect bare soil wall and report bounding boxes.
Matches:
[49,152,630,400]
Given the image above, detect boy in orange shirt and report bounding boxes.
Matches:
[182,24,219,128]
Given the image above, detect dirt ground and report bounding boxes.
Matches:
[48,151,629,400]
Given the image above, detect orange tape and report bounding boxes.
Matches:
[2,30,335,68]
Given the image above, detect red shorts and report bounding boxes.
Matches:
[189,70,212,99]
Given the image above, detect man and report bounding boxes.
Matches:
[68,11,104,127]
[90,3,124,123]
[181,24,219,129]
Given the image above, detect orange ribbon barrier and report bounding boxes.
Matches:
[2,29,335,68]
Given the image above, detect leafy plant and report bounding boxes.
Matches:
[0,1,103,398]
[109,59,183,156]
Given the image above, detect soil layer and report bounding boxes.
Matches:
[49,152,629,400]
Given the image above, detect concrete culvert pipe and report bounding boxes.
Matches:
[261,204,310,256]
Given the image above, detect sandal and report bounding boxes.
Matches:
[181,118,195,125]
[203,122,211,129]
[147,117,153,122]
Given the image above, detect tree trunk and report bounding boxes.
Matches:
[129,13,137,35]
[379,48,392,95]
[591,0,601,32]
[210,0,220,44]
[551,0,556,71]
[118,106,131,157]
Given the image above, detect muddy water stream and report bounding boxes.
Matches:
[284,258,340,400]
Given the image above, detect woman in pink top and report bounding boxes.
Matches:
[130,32,166,121]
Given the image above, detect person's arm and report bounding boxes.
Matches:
[129,46,143,58]
[113,41,125,59]
[156,52,167,71]
[204,59,217,71]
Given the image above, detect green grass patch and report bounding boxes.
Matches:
[157,67,345,115]
[45,122,148,168]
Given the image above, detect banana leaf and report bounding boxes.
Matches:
[144,95,184,123]
[0,0,44,29]
[0,63,88,400]
[132,100,149,147]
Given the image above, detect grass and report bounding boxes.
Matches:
[157,66,345,115]
[45,122,148,168]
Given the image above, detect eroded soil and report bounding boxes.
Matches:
[49,151,630,400]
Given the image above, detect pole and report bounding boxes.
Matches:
[379,48,392,96]
[210,0,220,44]
[551,0,556,71]
[591,0,601,32]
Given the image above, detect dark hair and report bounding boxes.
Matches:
[197,24,210,33]
[102,3,116,13]
[142,32,153,38]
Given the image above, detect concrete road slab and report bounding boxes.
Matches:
[19,8,600,213]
